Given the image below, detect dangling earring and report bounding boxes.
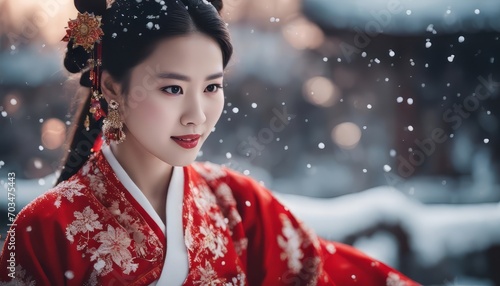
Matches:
[102,99,126,144]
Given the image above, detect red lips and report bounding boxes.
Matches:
[171,134,201,149]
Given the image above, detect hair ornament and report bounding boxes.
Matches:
[62,12,104,52]
[62,9,107,132]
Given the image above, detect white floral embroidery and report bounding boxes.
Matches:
[132,230,147,257]
[185,221,194,250]
[224,271,247,286]
[300,222,321,249]
[210,210,227,231]
[277,214,304,274]
[214,183,237,207]
[387,272,407,286]
[108,201,133,226]
[194,184,217,214]
[0,265,36,286]
[233,238,248,256]
[84,270,98,286]
[53,179,86,208]
[304,256,321,286]
[227,208,242,231]
[105,200,161,260]
[66,206,103,246]
[87,168,107,200]
[90,225,138,275]
[326,242,336,254]
[81,161,91,176]
[199,221,228,260]
[193,261,223,285]
[192,162,227,181]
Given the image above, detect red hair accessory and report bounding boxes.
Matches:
[62,12,105,137]
[62,12,103,52]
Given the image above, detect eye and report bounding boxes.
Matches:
[205,84,223,93]
[161,85,183,95]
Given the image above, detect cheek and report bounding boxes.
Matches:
[130,97,165,123]
[208,95,224,123]
[125,97,175,137]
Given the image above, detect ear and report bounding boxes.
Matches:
[100,70,123,105]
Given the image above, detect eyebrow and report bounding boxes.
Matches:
[156,72,224,81]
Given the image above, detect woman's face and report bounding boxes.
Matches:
[119,33,225,166]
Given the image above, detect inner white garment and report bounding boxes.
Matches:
[101,144,189,285]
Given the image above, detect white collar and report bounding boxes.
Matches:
[101,144,184,235]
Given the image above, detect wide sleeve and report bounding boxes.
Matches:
[0,192,91,285]
[221,166,421,286]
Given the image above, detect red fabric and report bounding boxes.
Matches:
[0,150,420,285]
[92,131,104,153]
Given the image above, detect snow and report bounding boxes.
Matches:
[274,186,500,267]
[353,231,400,267]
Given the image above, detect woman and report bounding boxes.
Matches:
[0,0,420,285]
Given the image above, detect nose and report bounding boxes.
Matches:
[180,92,207,127]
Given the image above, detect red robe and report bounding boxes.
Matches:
[0,148,420,285]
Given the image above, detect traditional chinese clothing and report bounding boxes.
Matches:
[0,144,420,285]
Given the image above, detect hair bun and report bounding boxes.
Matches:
[207,0,223,13]
[79,70,92,87]
[63,40,90,73]
[74,0,107,15]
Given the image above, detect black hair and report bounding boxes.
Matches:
[55,0,232,185]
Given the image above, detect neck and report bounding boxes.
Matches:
[109,136,173,201]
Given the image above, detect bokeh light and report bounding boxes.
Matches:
[331,122,362,149]
[282,16,324,50]
[302,76,340,107]
[41,118,66,150]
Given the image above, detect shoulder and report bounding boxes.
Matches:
[15,175,90,227]
[191,161,268,191]
[190,161,277,207]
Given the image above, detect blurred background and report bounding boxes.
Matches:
[0,0,499,284]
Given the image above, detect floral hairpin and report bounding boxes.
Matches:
[62,12,104,52]
[62,12,105,132]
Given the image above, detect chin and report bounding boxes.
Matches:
[162,153,199,167]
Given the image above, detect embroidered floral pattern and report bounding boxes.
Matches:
[86,167,107,200]
[199,220,228,260]
[193,261,223,285]
[194,184,217,214]
[224,268,246,286]
[232,238,248,256]
[59,155,164,282]
[185,227,194,250]
[213,182,243,232]
[66,206,103,246]
[90,225,138,275]
[0,150,420,285]
[277,213,304,274]
[214,183,237,207]
[210,210,227,231]
[53,179,86,208]
[192,161,227,181]
[0,265,35,286]
[387,272,407,286]
[305,256,322,286]
[325,242,336,254]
